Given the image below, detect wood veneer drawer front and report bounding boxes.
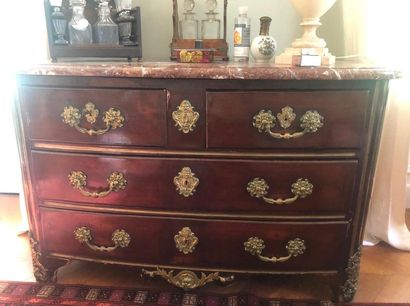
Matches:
[41,209,349,271]
[206,91,369,149]
[32,151,357,216]
[19,87,167,147]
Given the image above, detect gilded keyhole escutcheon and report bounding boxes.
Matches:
[173,167,200,197]
[172,100,200,134]
[174,227,199,254]
[277,106,296,129]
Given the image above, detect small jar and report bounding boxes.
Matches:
[251,16,277,63]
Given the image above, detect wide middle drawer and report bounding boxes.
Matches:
[33,151,357,216]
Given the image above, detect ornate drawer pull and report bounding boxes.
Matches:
[142,268,234,290]
[61,102,124,136]
[68,171,127,198]
[173,167,199,197]
[244,237,306,263]
[172,100,199,134]
[74,227,131,252]
[247,178,313,205]
[253,107,324,139]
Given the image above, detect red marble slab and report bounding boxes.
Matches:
[16,59,400,80]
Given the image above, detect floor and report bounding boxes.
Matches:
[1,194,410,303]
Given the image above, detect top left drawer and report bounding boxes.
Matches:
[18,87,167,147]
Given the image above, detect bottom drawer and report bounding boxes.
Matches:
[41,208,349,272]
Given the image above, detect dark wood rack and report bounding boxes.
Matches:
[44,0,142,61]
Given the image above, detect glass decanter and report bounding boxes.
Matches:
[50,0,68,45]
[94,0,119,44]
[68,0,92,45]
[114,0,136,45]
[179,0,198,39]
[201,0,220,39]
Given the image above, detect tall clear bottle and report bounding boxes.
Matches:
[68,0,92,45]
[233,6,250,62]
[201,0,220,39]
[179,0,198,39]
[94,0,119,44]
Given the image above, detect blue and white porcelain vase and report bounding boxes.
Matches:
[251,17,277,63]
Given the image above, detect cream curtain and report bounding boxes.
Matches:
[343,0,410,249]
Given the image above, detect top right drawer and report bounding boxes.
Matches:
[206,91,369,150]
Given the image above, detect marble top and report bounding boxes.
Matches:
[16,59,400,81]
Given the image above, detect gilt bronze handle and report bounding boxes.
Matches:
[244,237,306,263]
[61,102,124,136]
[68,171,127,198]
[247,178,313,205]
[253,107,324,139]
[142,268,234,290]
[74,227,131,252]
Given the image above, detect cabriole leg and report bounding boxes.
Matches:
[338,247,362,302]
[29,232,68,282]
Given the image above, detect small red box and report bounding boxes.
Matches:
[175,49,215,63]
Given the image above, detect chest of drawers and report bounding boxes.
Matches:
[14,62,398,302]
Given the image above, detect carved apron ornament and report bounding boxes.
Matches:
[142,268,234,290]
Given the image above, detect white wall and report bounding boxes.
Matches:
[135,0,300,60]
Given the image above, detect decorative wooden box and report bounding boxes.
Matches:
[170,0,229,61]
[44,0,142,61]
[175,48,215,63]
